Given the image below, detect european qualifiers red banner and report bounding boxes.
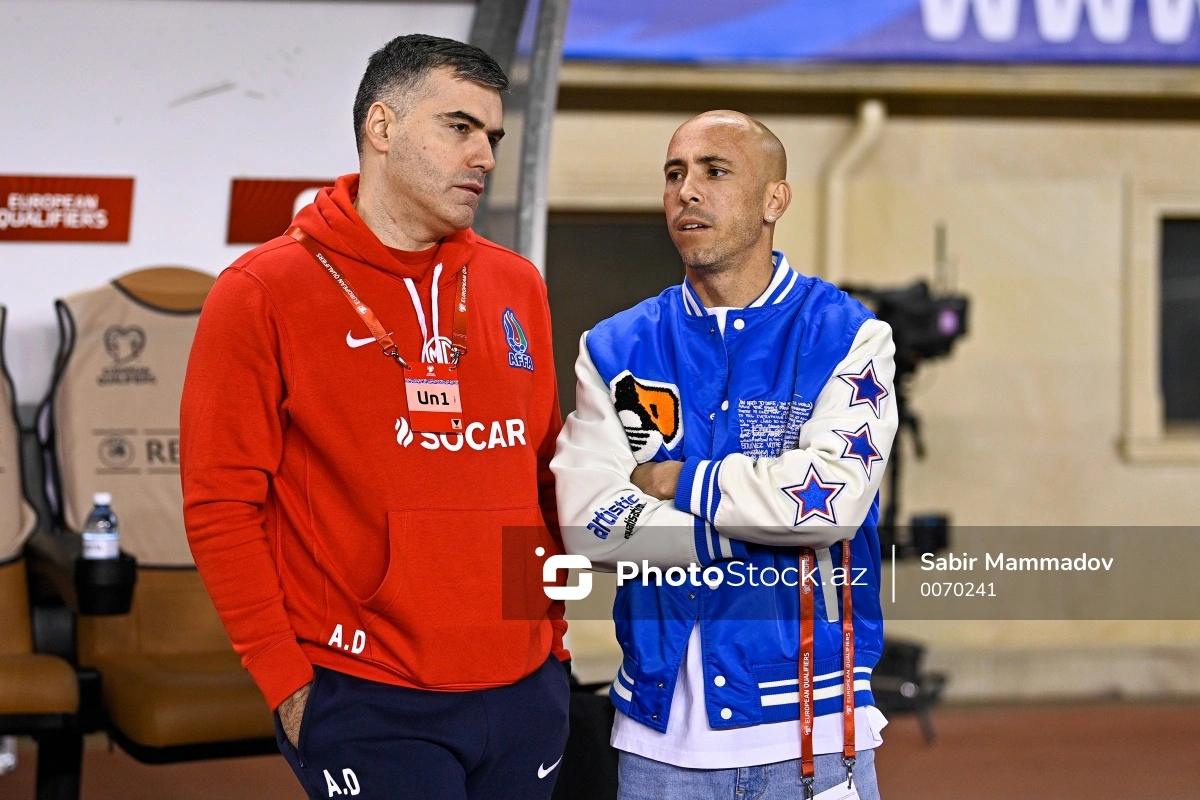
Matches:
[226,178,334,245]
[0,175,134,243]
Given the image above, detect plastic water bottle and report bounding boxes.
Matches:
[81,492,120,560]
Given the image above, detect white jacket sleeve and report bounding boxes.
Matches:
[552,332,737,571]
[673,319,898,550]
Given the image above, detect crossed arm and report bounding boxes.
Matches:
[551,319,898,570]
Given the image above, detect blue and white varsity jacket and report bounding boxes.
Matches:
[551,253,898,734]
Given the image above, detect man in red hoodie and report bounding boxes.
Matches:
[181,34,570,799]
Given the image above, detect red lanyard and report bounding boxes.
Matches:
[840,539,857,785]
[450,262,468,360]
[799,547,817,795]
[286,226,468,368]
[799,542,857,798]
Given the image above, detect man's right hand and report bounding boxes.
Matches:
[278,682,312,749]
[631,459,684,501]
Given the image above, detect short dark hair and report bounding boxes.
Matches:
[353,34,508,155]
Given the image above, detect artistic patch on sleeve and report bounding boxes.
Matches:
[609,371,683,463]
[586,493,643,540]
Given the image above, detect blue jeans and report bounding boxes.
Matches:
[617,748,880,800]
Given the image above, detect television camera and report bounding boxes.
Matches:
[841,223,969,558]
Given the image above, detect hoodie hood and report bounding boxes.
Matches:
[291,174,476,285]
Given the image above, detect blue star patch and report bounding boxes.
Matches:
[837,361,888,418]
[780,465,845,526]
[834,423,883,478]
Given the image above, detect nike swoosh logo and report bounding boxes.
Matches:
[537,755,563,779]
[346,332,376,348]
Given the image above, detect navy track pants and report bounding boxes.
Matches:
[275,656,571,799]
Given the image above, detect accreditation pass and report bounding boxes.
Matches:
[404,363,463,434]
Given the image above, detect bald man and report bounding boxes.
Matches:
[552,112,897,799]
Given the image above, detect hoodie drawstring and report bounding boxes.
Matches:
[403,264,455,364]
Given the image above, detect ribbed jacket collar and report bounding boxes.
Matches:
[680,251,802,316]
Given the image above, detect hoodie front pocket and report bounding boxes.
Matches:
[362,505,553,687]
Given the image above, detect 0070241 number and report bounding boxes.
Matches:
[920,582,996,598]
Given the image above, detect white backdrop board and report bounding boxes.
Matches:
[0,0,474,402]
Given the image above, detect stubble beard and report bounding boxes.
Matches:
[386,144,477,237]
[677,215,762,276]
[680,246,730,276]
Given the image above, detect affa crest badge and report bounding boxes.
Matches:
[609,371,683,463]
[502,308,534,371]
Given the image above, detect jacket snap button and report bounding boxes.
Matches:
[709,413,715,421]
[733,318,745,330]
[714,675,726,687]
[721,708,733,720]
[721,400,729,411]
[688,593,696,600]
[652,713,659,720]
[657,682,665,689]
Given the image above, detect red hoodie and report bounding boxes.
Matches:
[181,175,567,711]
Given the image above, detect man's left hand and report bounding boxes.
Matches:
[631,460,684,501]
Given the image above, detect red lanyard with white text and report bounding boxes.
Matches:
[287,226,469,434]
[287,226,468,368]
[799,542,857,799]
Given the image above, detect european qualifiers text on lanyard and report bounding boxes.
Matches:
[287,226,469,434]
[799,542,860,800]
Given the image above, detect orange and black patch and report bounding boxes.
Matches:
[610,371,684,459]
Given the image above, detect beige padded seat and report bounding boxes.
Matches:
[0,559,79,717]
[77,570,272,746]
[46,270,272,750]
